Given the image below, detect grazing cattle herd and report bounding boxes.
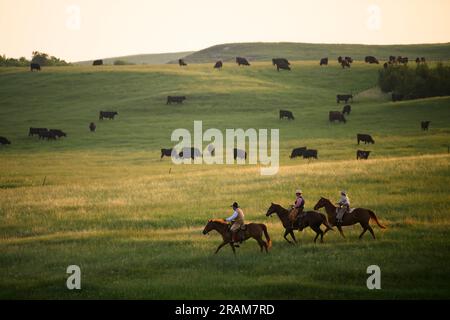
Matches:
[167,96,186,104]
[357,134,375,145]
[279,110,295,120]
[329,111,346,123]
[30,63,41,71]
[99,111,118,120]
[0,54,435,167]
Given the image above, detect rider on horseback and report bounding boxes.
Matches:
[289,189,305,228]
[336,191,350,225]
[226,202,245,245]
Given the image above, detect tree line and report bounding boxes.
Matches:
[379,63,450,99]
[0,51,70,67]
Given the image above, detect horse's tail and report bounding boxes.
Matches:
[321,213,334,231]
[261,224,272,250]
[368,210,386,229]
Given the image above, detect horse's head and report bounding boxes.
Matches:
[314,197,328,211]
[202,220,214,234]
[202,219,225,234]
[266,203,278,217]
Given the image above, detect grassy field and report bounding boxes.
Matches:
[0,59,449,299]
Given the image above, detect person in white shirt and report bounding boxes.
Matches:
[226,202,245,245]
[336,191,350,224]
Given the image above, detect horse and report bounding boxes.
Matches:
[202,219,272,255]
[265,203,334,244]
[313,197,386,239]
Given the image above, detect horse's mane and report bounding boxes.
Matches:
[209,218,227,224]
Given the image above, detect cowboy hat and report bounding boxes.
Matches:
[231,202,239,208]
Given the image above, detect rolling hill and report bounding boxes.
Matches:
[174,42,450,63]
[75,51,194,65]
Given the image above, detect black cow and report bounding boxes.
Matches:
[178,59,187,66]
[392,93,404,102]
[397,56,408,64]
[0,136,11,145]
[161,148,175,159]
[421,121,430,131]
[365,56,379,64]
[233,148,247,160]
[275,61,291,71]
[89,122,96,132]
[30,63,41,71]
[303,149,318,159]
[280,110,294,120]
[99,111,118,120]
[342,104,351,115]
[345,57,353,63]
[329,111,346,123]
[337,94,353,104]
[214,61,223,69]
[272,58,290,66]
[93,60,103,66]
[290,147,306,159]
[28,127,48,136]
[383,62,388,69]
[167,96,186,104]
[389,56,396,63]
[357,134,375,145]
[179,147,202,160]
[39,130,57,140]
[236,57,250,66]
[49,129,66,138]
[320,58,328,66]
[356,150,371,160]
[341,59,351,68]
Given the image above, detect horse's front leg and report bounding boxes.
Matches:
[215,241,228,254]
[230,243,236,255]
[290,230,297,243]
[337,225,346,238]
[283,229,294,244]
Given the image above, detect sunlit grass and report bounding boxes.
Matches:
[0,62,449,299]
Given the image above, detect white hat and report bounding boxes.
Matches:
[296,189,302,194]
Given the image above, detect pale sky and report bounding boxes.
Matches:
[1,0,449,62]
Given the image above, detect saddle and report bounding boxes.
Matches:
[335,207,355,215]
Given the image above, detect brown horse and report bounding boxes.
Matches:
[202,219,272,255]
[266,203,334,244]
[313,197,386,239]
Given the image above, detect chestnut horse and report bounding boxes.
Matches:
[202,219,272,255]
[266,203,334,244]
[313,197,386,239]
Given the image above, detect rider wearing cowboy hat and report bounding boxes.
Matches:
[336,190,350,224]
[289,189,305,227]
[226,202,245,245]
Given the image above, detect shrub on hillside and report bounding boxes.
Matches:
[113,60,133,65]
[379,63,450,99]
